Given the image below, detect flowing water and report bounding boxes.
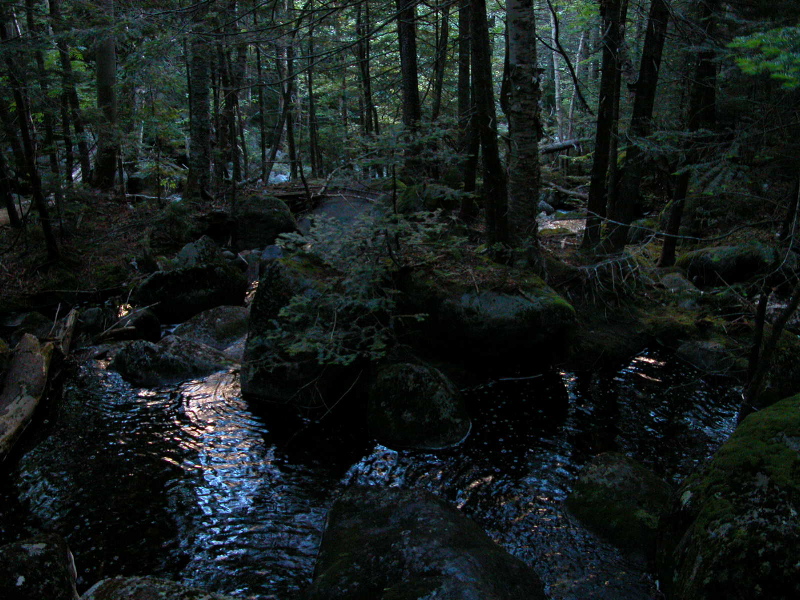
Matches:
[0,348,740,599]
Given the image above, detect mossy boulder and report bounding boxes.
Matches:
[657,394,800,600]
[402,270,576,364]
[240,257,343,406]
[368,362,471,450]
[304,485,546,600]
[234,193,297,250]
[81,576,236,600]
[676,243,779,287]
[0,533,78,600]
[566,452,672,555]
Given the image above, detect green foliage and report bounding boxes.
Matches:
[265,211,450,367]
[730,27,800,89]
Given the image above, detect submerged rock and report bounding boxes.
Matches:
[657,394,800,600]
[173,305,249,360]
[110,335,233,387]
[566,452,672,556]
[368,361,470,450]
[304,485,546,600]
[0,533,78,600]
[81,576,236,599]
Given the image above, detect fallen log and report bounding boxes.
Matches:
[545,183,589,201]
[0,334,53,460]
[540,138,591,155]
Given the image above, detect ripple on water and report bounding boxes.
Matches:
[1,348,740,600]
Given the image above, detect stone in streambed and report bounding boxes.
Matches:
[0,533,78,600]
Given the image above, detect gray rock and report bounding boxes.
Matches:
[175,235,224,269]
[304,485,546,600]
[110,335,233,386]
[369,362,470,450]
[261,245,284,261]
[660,272,699,294]
[537,199,554,214]
[566,452,672,555]
[81,576,236,599]
[9,311,53,345]
[676,242,780,287]
[0,533,78,600]
[79,307,108,335]
[135,263,247,323]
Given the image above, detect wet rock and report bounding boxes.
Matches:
[8,311,53,345]
[368,362,470,450]
[0,533,78,600]
[660,272,699,295]
[135,262,247,324]
[566,452,672,556]
[303,485,546,600]
[172,305,249,357]
[675,339,736,374]
[101,308,162,343]
[234,194,297,250]
[676,242,779,287]
[402,272,576,363]
[78,307,108,336]
[657,394,800,600]
[81,576,236,599]
[110,335,233,386]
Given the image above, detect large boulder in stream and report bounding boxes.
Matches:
[241,257,350,406]
[657,394,800,600]
[81,576,236,600]
[110,335,234,386]
[0,533,78,600]
[134,237,247,323]
[368,361,470,450]
[234,193,297,250]
[401,270,576,363]
[566,452,672,556]
[303,485,546,600]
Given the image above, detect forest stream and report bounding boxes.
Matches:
[0,346,740,600]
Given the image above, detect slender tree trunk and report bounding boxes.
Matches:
[457,0,478,218]
[285,40,298,180]
[472,0,508,247]
[0,97,27,187]
[604,0,669,252]
[659,0,718,267]
[93,0,118,190]
[581,0,622,250]
[0,149,21,228]
[549,4,564,141]
[430,1,450,122]
[568,30,587,139]
[506,0,542,260]
[49,0,91,182]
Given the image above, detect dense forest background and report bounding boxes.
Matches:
[2,0,798,255]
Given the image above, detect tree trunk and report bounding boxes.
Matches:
[186,31,212,202]
[568,30,587,139]
[396,0,422,129]
[430,1,450,122]
[506,0,542,259]
[581,0,621,250]
[659,0,718,267]
[49,0,91,183]
[457,0,478,218]
[549,4,564,141]
[0,14,59,259]
[472,0,508,247]
[93,0,118,190]
[0,149,21,228]
[604,0,669,252]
